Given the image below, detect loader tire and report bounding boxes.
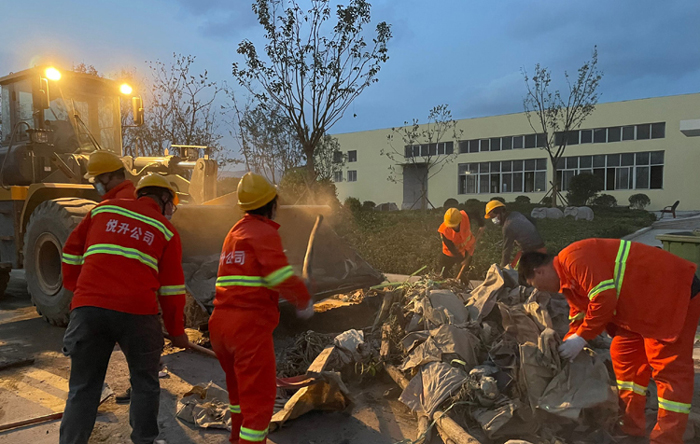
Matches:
[24,198,96,326]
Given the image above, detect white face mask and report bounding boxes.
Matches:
[94,182,106,196]
[164,214,172,221]
[491,216,500,225]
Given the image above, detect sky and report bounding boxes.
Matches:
[1,0,698,158]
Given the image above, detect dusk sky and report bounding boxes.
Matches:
[1,0,698,160]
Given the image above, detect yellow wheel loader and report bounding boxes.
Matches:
[0,66,382,326]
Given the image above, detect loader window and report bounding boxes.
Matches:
[17,79,35,133]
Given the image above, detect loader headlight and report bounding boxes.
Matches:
[45,67,61,81]
[120,83,133,95]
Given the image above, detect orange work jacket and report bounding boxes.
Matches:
[438,210,476,257]
[557,238,696,342]
[102,180,136,201]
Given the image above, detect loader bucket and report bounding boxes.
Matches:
[171,197,384,314]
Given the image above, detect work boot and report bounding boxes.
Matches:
[115,387,131,404]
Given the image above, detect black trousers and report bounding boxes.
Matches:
[59,307,163,444]
[439,253,465,278]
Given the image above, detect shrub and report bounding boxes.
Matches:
[443,198,459,209]
[514,195,531,204]
[541,196,553,206]
[362,201,376,211]
[592,194,617,207]
[490,196,506,204]
[465,198,482,206]
[566,173,604,206]
[344,197,362,213]
[629,193,651,210]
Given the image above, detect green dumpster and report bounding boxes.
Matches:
[656,231,700,277]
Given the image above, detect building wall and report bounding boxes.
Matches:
[334,93,700,211]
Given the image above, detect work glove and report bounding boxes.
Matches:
[296,299,315,320]
[558,333,587,362]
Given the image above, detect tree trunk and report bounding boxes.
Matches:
[304,143,316,184]
[550,158,558,207]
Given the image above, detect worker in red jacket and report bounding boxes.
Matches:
[519,239,700,444]
[438,207,483,279]
[84,150,136,200]
[60,174,189,444]
[210,172,313,444]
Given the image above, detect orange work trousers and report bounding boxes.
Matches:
[610,293,700,444]
[209,307,279,444]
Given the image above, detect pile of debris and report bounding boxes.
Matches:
[375,265,617,444]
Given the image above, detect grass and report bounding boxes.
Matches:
[333,203,656,279]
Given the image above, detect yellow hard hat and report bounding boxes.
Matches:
[444,208,462,228]
[85,151,125,179]
[485,200,506,218]
[135,174,179,205]
[237,172,277,211]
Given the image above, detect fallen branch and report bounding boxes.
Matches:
[0,412,63,432]
[383,364,482,444]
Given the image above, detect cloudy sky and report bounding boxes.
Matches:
[1,0,698,149]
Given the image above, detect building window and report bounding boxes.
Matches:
[512,136,523,149]
[557,151,663,192]
[524,134,536,149]
[594,128,607,143]
[348,170,357,182]
[333,171,343,182]
[480,139,490,152]
[580,129,592,144]
[651,122,665,139]
[608,127,622,142]
[438,141,454,155]
[458,158,547,195]
[501,136,512,150]
[333,151,344,163]
[348,150,357,162]
[458,141,469,154]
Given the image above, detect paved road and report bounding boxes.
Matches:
[0,272,417,444]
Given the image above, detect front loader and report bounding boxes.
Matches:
[0,66,382,326]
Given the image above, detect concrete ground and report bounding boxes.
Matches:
[625,214,700,247]
[0,272,420,444]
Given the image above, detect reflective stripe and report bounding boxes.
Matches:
[229,404,241,414]
[588,279,616,300]
[239,426,268,442]
[658,397,691,414]
[92,205,174,241]
[614,240,631,297]
[569,312,585,323]
[617,380,647,396]
[588,240,632,301]
[159,285,186,296]
[216,276,264,288]
[263,265,294,287]
[84,244,158,271]
[62,252,84,265]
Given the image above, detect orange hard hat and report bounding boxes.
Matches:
[444,208,462,228]
[485,200,506,218]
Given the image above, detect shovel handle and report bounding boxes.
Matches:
[302,215,324,281]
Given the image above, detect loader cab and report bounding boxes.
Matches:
[0,67,135,185]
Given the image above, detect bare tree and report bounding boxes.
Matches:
[227,93,305,183]
[382,104,462,210]
[232,0,391,183]
[139,54,226,162]
[522,46,602,206]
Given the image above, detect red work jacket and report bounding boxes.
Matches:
[438,210,476,257]
[214,214,311,317]
[62,197,186,336]
[557,238,696,342]
[102,180,136,201]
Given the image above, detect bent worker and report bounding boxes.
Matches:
[60,174,189,444]
[210,172,313,444]
[84,150,136,200]
[485,199,545,268]
[519,239,700,444]
[438,207,483,278]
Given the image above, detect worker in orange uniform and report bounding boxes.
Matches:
[84,150,136,200]
[209,172,313,444]
[438,207,483,279]
[60,174,189,444]
[484,199,545,268]
[519,239,700,444]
